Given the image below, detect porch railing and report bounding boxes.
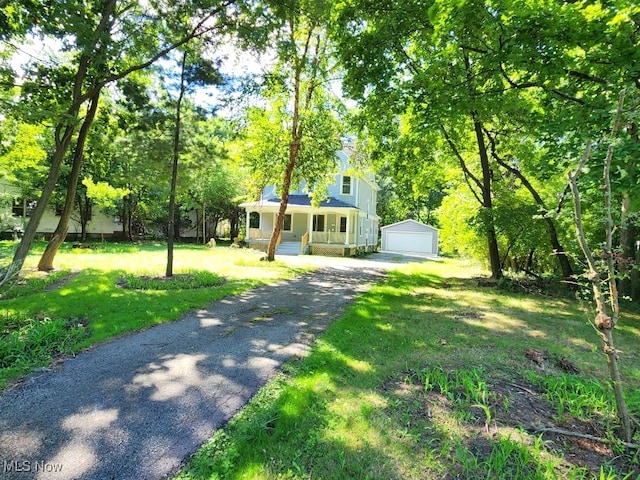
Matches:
[311,232,347,244]
[301,230,309,254]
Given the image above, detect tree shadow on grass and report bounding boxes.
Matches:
[3,263,637,479]
[196,267,640,479]
[0,265,386,480]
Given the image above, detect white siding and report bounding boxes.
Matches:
[1,180,120,236]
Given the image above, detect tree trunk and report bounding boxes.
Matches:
[485,131,574,280]
[266,41,306,261]
[568,91,632,443]
[619,194,634,295]
[230,208,240,241]
[526,248,535,271]
[2,0,117,285]
[264,26,324,261]
[460,51,501,279]
[174,206,181,240]
[266,144,298,261]
[202,202,206,244]
[3,123,76,283]
[38,91,100,271]
[76,194,91,242]
[472,115,502,279]
[125,191,134,241]
[79,194,90,241]
[124,200,131,241]
[569,146,632,444]
[166,51,187,277]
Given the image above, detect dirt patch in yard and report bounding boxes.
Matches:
[381,370,638,478]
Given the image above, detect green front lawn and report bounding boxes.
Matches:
[177,260,640,480]
[0,241,314,388]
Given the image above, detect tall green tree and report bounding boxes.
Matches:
[569,91,634,444]
[37,89,101,270]
[163,46,223,277]
[332,0,640,279]
[1,0,247,281]
[111,77,175,241]
[240,0,343,261]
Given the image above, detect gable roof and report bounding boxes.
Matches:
[380,219,438,231]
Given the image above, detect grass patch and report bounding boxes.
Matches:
[176,260,640,480]
[119,270,224,290]
[0,241,314,388]
[0,314,88,380]
[0,269,73,299]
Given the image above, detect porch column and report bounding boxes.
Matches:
[345,213,351,246]
[308,211,313,244]
[246,209,250,239]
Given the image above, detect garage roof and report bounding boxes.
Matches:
[381,219,438,231]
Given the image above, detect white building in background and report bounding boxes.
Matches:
[0,180,121,240]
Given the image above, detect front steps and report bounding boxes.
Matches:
[276,241,302,256]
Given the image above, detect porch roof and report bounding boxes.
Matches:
[241,195,357,210]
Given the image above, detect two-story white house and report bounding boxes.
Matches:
[240,145,379,256]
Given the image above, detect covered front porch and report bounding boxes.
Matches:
[244,209,370,257]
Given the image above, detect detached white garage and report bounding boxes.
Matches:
[381,219,439,256]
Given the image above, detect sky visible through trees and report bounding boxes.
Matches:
[0,0,638,287]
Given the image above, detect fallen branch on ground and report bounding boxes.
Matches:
[535,426,638,450]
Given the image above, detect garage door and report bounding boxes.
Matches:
[386,231,433,254]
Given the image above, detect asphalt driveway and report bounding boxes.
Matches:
[0,257,407,480]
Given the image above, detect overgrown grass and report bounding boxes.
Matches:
[176,260,640,480]
[0,241,314,388]
[0,314,88,380]
[119,270,225,290]
[0,269,73,300]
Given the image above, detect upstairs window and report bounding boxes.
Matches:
[341,175,352,195]
[312,214,325,232]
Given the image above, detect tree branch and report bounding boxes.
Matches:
[78,1,236,107]
[440,124,484,204]
[460,44,488,55]
[499,63,538,90]
[498,62,587,105]
[568,141,596,269]
[604,90,626,326]
[555,183,571,214]
[566,69,608,85]
[551,88,586,105]
[535,427,638,450]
